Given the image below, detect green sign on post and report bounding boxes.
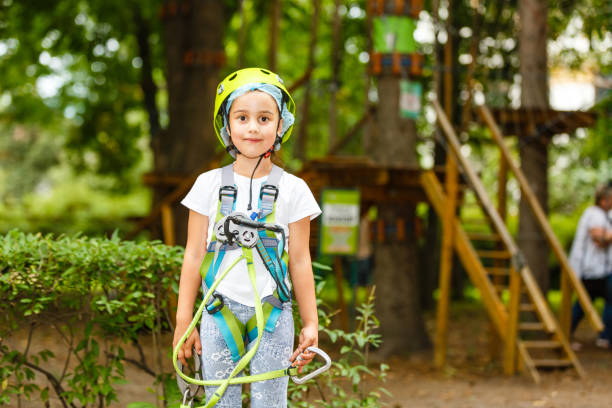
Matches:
[372,16,417,54]
[320,189,360,255]
[399,79,422,119]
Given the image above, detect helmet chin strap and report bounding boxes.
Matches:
[228,134,282,212]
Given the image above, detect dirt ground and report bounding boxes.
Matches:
[6,302,612,408]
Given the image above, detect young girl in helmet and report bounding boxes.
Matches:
[173,68,321,407]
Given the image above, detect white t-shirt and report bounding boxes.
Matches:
[181,166,321,306]
[569,206,612,279]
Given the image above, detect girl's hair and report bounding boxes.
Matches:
[270,150,285,168]
[595,184,612,204]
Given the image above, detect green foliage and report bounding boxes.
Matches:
[1,231,391,407]
[288,284,390,408]
[0,230,182,407]
[0,169,151,236]
[0,0,160,175]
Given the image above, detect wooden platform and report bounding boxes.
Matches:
[482,108,597,140]
[299,156,454,204]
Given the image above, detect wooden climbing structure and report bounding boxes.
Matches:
[424,98,603,383]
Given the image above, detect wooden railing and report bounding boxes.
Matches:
[475,104,603,336]
[431,99,559,333]
[427,99,586,380]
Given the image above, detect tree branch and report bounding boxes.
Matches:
[52,324,74,383]
[105,351,156,378]
[1,349,74,408]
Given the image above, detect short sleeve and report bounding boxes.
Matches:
[288,177,322,223]
[586,207,608,229]
[180,171,217,216]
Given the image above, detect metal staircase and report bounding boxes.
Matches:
[422,99,601,382]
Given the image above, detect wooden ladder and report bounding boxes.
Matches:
[422,170,583,382]
[423,99,585,382]
[466,189,585,382]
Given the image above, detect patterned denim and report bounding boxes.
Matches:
[200,293,294,407]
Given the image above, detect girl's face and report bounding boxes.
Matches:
[227,91,283,158]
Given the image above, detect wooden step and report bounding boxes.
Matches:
[519,303,536,312]
[467,232,502,241]
[518,322,546,331]
[461,217,489,225]
[521,340,562,349]
[476,250,511,259]
[485,267,510,275]
[532,359,573,368]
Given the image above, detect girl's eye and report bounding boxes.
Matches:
[260,117,269,122]
[238,115,247,121]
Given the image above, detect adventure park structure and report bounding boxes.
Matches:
[129,0,602,383]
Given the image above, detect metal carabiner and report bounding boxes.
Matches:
[176,349,202,405]
[290,347,332,385]
[180,389,194,408]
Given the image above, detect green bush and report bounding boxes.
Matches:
[0,230,182,407]
[1,231,390,407]
[288,284,390,408]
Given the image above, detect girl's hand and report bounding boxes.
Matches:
[289,324,318,373]
[173,323,202,367]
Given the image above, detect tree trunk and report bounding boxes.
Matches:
[371,75,430,355]
[328,0,342,149]
[159,0,225,246]
[295,0,320,161]
[518,0,550,292]
[268,0,281,71]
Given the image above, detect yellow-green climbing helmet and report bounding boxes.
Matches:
[213,67,296,149]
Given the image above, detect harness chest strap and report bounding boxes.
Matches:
[198,164,290,363]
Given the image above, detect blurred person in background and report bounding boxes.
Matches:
[569,184,612,350]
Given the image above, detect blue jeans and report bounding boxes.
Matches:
[571,275,612,341]
[199,293,294,407]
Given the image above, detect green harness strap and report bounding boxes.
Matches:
[173,250,299,408]
[197,164,289,363]
[174,165,296,407]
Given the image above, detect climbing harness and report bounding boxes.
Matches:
[173,164,331,407]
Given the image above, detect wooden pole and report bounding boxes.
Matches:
[559,266,573,338]
[434,155,458,367]
[162,202,178,329]
[504,265,520,375]
[434,0,457,368]
[490,150,508,361]
[476,104,603,333]
[161,203,176,246]
[334,256,350,331]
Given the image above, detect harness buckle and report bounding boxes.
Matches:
[206,293,225,315]
[219,185,237,201]
[260,184,279,201]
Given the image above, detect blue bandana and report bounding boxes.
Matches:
[220,83,295,149]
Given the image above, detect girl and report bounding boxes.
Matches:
[173,68,321,407]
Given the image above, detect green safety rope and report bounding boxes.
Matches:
[173,248,299,408]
